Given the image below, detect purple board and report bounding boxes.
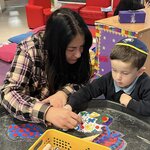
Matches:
[98,30,127,75]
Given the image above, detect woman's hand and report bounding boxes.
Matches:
[64,104,72,111]
[45,107,81,129]
[42,91,68,107]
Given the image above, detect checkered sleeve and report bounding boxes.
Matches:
[0,37,49,125]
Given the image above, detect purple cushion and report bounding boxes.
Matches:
[0,43,17,62]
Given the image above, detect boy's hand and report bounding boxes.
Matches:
[119,93,132,107]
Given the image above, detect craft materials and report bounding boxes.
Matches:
[83,134,99,141]
[42,144,61,150]
[92,126,127,150]
[74,111,113,133]
[43,143,52,150]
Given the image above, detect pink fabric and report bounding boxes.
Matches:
[32,25,45,33]
[0,43,17,62]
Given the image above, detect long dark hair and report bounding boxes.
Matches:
[43,8,92,94]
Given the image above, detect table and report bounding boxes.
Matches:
[0,100,150,150]
[94,8,150,76]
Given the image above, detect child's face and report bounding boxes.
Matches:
[111,60,142,88]
[66,34,84,64]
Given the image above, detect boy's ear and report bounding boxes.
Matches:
[137,66,146,77]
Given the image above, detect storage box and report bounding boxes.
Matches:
[119,10,146,23]
[29,129,110,150]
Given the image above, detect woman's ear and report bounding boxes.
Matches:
[137,66,146,77]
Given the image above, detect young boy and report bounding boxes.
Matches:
[66,38,150,116]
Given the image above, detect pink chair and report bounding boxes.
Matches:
[25,0,52,29]
[79,0,111,25]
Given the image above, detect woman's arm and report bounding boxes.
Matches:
[42,84,83,107]
[0,43,50,125]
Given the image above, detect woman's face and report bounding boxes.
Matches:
[66,33,85,64]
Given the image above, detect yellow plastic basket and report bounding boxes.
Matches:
[29,129,110,150]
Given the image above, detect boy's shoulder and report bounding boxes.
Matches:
[139,72,150,79]
[137,72,150,84]
[100,72,114,83]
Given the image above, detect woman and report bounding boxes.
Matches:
[0,8,93,129]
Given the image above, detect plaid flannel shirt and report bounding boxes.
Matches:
[0,30,51,125]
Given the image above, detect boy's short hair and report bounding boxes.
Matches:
[110,38,149,70]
